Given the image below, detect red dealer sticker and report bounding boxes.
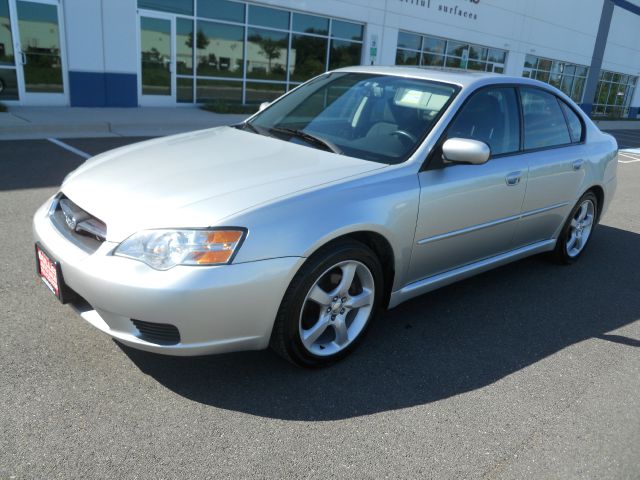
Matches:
[36,245,60,297]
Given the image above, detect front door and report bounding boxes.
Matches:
[408,87,526,283]
[139,12,175,105]
[14,0,67,105]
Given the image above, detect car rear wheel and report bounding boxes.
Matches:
[553,191,598,264]
[270,239,383,367]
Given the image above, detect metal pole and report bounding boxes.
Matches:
[581,0,615,115]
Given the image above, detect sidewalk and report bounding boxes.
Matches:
[1,105,638,141]
[0,106,249,140]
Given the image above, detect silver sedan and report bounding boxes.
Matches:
[33,67,618,367]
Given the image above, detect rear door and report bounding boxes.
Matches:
[511,88,587,247]
[408,86,527,283]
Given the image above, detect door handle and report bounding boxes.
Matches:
[572,159,585,170]
[505,171,522,186]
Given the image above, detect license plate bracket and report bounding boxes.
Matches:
[35,243,77,304]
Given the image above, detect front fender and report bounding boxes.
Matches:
[227,167,421,292]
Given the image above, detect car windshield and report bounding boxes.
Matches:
[246,72,458,164]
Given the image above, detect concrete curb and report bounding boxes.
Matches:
[0,107,249,140]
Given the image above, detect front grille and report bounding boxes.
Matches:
[131,320,181,345]
[49,194,107,253]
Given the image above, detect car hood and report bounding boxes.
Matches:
[61,127,385,242]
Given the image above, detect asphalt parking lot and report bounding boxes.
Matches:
[1,132,639,479]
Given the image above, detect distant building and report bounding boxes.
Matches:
[0,0,638,118]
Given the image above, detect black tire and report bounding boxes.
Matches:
[553,191,599,264]
[270,239,384,368]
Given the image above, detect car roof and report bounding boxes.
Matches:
[335,65,536,89]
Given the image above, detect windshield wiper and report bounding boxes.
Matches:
[270,127,343,155]
[233,122,272,137]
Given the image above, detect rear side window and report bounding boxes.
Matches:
[521,88,571,150]
[446,87,520,156]
[559,101,584,143]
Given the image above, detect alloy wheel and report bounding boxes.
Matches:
[566,199,595,257]
[298,260,375,356]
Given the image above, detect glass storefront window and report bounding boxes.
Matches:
[593,69,637,117]
[423,37,445,55]
[396,31,506,74]
[395,49,419,66]
[397,31,421,50]
[329,39,362,70]
[290,34,327,82]
[176,18,193,75]
[197,78,242,102]
[140,1,364,104]
[248,5,289,30]
[523,54,589,104]
[487,49,506,64]
[247,27,288,81]
[197,0,244,23]
[0,0,18,100]
[524,54,537,69]
[331,20,363,41]
[446,41,466,57]
[422,53,445,67]
[0,0,15,65]
[245,81,285,103]
[138,0,193,15]
[292,13,328,35]
[177,77,194,102]
[196,21,244,78]
[17,1,63,94]
[0,68,18,100]
[537,58,552,71]
[469,46,487,61]
[141,16,171,96]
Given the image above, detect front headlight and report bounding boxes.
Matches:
[114,228,246,270]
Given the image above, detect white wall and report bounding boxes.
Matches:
[59,0,640,108]
[62,0,104,72]
[62,0,137,75]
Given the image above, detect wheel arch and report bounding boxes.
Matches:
[302,229,397,308]
[586,184,605,222]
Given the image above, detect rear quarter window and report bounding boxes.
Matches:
[559,100,584,143]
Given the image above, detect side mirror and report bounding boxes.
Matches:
[442,138,490,165]
[259,102,270,112]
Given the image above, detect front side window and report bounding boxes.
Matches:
[521,88,571,150]
[447,87,520,156]
[249,73,457,164]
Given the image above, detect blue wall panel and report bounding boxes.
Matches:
[105,73,138,107]
[69,71,137,107]
[69,71,107,107]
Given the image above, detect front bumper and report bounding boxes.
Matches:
[33,199,303,356]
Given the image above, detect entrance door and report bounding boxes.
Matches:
[0,0,19,102]
[139,12,176,105]
[14,0,67,105]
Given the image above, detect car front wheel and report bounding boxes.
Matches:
[270,239,383,367]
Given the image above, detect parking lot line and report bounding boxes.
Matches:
[47,138,92,160]
[619,151,640,163]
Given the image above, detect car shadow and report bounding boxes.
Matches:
[118,224,640,421]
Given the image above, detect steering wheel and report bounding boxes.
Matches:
[391,129,418,145]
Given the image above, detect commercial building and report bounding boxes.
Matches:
[0,0,639,118]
